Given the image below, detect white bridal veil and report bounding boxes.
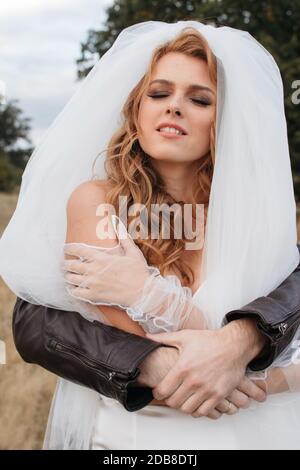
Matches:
[0,20,299,449]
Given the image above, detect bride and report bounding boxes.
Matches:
[0,21,300,449]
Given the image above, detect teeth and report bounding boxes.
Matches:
[159,126,183,135]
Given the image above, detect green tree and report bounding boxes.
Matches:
[0,99,34,191]
[0,151,22,192]
[75,0,201,79]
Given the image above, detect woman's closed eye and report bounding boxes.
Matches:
[147,93,211,106]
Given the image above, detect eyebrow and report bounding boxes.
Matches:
[149,79,215,95]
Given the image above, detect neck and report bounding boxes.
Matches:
[151,159,200,204]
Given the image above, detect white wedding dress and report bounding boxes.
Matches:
[91,391,300,450]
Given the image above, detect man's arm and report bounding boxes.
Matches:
[12,245,300,408]
[223,244,300,371]
[12,297,166,412]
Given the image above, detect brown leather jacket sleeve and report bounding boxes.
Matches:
[12,297,164,412]
[224,244,300,370]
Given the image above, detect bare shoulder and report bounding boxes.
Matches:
[65,179,118,246]
[66,179,112,212]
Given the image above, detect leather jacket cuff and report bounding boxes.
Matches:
[223,298,300,371]
[223,246,300,371]
[224,308,300,371]
[222,310,276,370]
[223,301,300,371]
[103,340,164,412]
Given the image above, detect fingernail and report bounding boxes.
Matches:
[113,216,129,239]
[111,215,118,232]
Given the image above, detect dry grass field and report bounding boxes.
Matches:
[0,192,57,450]
[0,191,300,449]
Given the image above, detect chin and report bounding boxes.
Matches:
[151,154,185,162]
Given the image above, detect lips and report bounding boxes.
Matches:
[156,123,188,135]
[156,129,186,139]
[157,128,184,136]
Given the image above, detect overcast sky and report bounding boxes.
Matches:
[0,0,113,148]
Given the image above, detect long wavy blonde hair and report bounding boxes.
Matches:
[93,27,217,287]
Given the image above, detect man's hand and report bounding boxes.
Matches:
[137,345,231,419]
[144,319,267,418]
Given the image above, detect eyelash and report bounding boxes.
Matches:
[147,94,211,106]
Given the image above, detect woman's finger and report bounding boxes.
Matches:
[63,242,113,260]
[226,389,251,409]
[215,398,239,415]
[191,397,238,418]
[62,259,87,274]
[238,376,267,402]
[66,285,91,301]
[206,409,223,420]
[64,272,85,286]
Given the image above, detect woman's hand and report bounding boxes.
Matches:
[62,221,208,334]
[63,235,155,307]
[214,375,267,416]
[253,367,289,395]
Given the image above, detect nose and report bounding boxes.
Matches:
[167,105,182,116]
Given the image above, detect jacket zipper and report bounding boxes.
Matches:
[234,306,300,337]
[49,339,139,383]
[259,310,300,340]
[274,316,300,339]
